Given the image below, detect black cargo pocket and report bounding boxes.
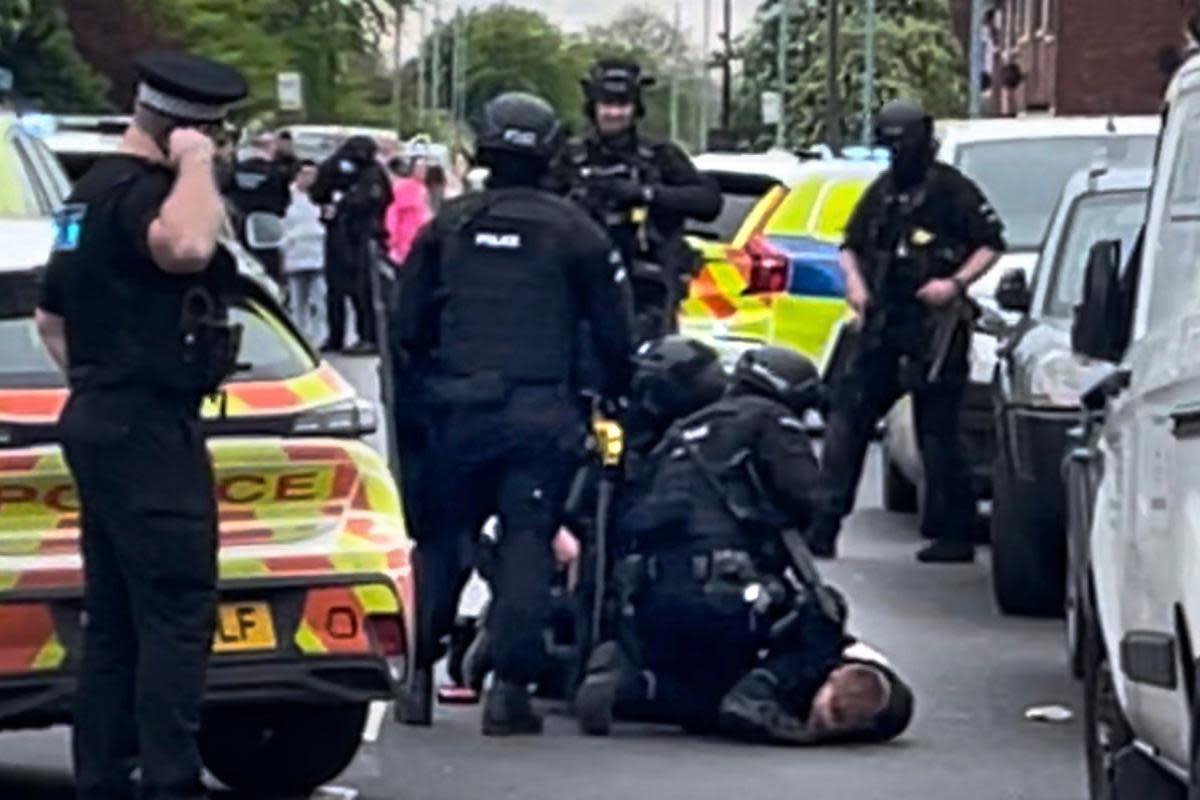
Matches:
[126,417,215,520]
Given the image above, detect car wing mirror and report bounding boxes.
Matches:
[994,267,1032,313]
[1080,364,1131,412]
[245,212,286,251]
[1072,240,1123,361]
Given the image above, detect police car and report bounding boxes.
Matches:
[0,112,413,795]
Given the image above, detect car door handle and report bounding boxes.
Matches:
[1171,403,1200,439]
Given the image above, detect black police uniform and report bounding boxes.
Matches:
[579,376,831,734]
[550,63,722,342]
[226,153,290,280]
[391,96,634,732]
[813,161,1006,558]
[37,51,245,800]
[311,137,393,352]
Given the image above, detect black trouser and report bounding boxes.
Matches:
[410,385,584,685]
[324,241,374,348]
[815,337,974,542]
[617,551,833,730]
[60,392,217,800]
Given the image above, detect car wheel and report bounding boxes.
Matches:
[1084,617,1133,800]
[200,702,367,795]
[991,450,1066,617]
[882,452,919,514]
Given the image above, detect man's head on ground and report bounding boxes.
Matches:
[294,159,318,192]
[810,663,913,741]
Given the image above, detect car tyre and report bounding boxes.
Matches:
[200,702,367,795]
[1083,615,1133,800]
[991,449,1065,617]
[882,452,919,514]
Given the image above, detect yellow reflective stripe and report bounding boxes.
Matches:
[294,620,328,654]
[329,551,391,574]
[0,573,18,592]
[218,559,272,579]
[353,584,399,615]
[32,636,65,671]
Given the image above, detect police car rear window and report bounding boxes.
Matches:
[0,299,315,390]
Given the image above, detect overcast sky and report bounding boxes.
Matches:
[401,0,755,51]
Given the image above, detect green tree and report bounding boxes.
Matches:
[739,0,967,148]
[0,0,110,111]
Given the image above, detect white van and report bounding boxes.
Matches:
[1073,57,1200,797]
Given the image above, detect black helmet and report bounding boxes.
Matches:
[873,99,933,150]
[474,92,563,162]
[630,335,727,429]
[733,346,821,415]
[582,59,656,117]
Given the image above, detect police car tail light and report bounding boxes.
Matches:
[740,234,790,294]
[292,398,377,437]
[365,613,406,657]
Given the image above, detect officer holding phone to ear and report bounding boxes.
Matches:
[36,50,247,800]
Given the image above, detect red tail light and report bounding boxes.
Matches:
[736,234,790,294]
[366,614,407,656]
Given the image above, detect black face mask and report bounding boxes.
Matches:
[889,142,931,189]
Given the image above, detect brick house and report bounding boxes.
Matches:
[984,0,1191,115]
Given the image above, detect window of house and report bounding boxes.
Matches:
[1044,0,1056,33]
[1030,0,1043,36]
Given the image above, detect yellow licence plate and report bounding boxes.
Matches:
[212,602,277,653]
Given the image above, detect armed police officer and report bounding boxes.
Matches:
[390,93,634,736]
[573,347,897,742]
[809,99,1005,564]
[551,59,722,342]
[35,51,247,800]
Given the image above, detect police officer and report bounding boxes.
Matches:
[551,59,723,342]
[809,99,1006,564]
[225,131,290,281]
[312,135,393,355]
[390,92,634,735]
[574,347,833,736]
[34,51,247,800]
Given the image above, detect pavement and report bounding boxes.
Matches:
[0,354,1088,800]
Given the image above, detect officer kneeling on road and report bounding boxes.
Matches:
[809,99,1006,564]
[390,92,634,736]
[551,59,722,342]
[575,347,913,744]
[34,51,247,799]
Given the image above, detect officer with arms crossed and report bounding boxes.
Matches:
[391,92,634,735]
[809,99,1006,564]
[551,59,722,342]
[575,346,913,744]
[35,51,247,800]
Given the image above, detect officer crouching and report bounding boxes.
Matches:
[810,99,1006,563]
[575,347,913,744]
[390,92,634,735]
[35,51,247,799]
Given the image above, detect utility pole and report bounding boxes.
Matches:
[825,0,842,154]
[670,2,681,142]
[720,0,732,131]
[775,0,790,148]
[431,0,442,114]
[861,0,876,146]
[969,0,985,117]
[699,0,712,151]
[417,4,427,115]
[392,1,404,135]
[453,8,468,130]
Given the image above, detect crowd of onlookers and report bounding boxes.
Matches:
[215,130,462,354]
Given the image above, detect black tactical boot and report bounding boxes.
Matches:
[916,539,975,564]
[398,666,433,726]
[574,641,644,736]
[482,680,543,736]
[718,669,809,743]
[806,520,839,560]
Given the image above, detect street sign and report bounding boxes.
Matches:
[277,72,304,111]
[0,68,13,94]
[761,91,782,125]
